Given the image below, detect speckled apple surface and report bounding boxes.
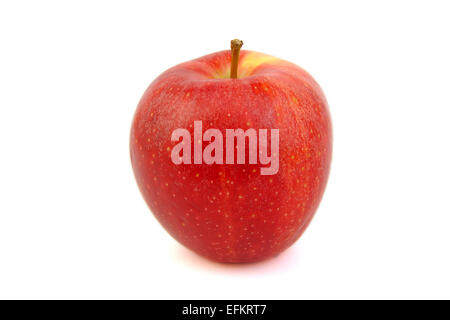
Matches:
[130,50,332,263]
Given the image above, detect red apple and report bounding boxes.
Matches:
[130,40,332,263]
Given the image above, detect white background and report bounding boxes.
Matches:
[1,1,449,299]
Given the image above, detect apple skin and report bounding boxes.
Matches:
[130,50,332,263]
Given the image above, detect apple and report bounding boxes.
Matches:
[130,40,332,263]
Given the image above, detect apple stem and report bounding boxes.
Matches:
[230,39,243,79]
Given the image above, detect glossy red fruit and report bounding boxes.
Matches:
[130,47,332,263]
